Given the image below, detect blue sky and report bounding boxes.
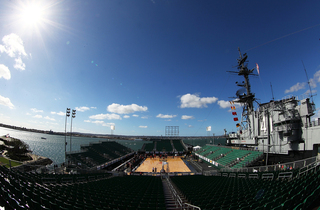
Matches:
[0,0,320,136]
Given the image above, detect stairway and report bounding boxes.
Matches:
[162,177,187,210]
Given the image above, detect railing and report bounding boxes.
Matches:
[203,170,219,176]
[166,176,201,210]
[219,155,319,173]
[183,203,201,210]
[299,158,320,177]
[165,176,183,208]
[199,144,256,151]
[190,159,202,172]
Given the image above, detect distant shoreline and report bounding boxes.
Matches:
[0,123,221,140]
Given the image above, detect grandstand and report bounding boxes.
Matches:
[143,139,186,154]
[66,141,134,169]
[0,140,320,209]
[194,145,263,169]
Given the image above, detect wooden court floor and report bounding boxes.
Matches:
[135,156,191,173]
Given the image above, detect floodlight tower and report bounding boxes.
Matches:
[64,108,70,162]
[70,109,76,152]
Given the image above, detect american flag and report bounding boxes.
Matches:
[256,63,260,75]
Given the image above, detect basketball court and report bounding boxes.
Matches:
[135,156,191,173]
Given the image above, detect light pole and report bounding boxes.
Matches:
[70,109,76,153]
[65,108,70,163]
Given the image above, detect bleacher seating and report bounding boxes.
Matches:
[195,145,263,168]
[171,166,320,210]
[0,157,319,209]
[0,166,166,210]
[67,141,133,168]
[156,141,173,152]
[172,140,185,152]
[144,142,155,151]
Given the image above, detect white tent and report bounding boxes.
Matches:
[193,145,201,151]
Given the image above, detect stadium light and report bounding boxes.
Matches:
[70,109,76,153]
[64,108,70,163]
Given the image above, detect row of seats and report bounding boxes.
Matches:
[195,145,262,168]
[156,141,173,152]
[171,165,320,210]
[0,161,319,209]
[67,141,133,168]
[172,140,185,152]
[144,142,155,151]
[0,166,166,209]
[144,140,185,152]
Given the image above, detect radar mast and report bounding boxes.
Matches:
[228,48,257,136]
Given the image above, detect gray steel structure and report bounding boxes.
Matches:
[165,126,179,136]
[227,49,320,156]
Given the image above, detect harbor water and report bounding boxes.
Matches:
[0,127,225,165]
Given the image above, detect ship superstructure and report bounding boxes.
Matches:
[227,49,320,157]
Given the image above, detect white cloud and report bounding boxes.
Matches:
[14,57,25,70]
[1,34,27,57]
[75,106,90,112]
[44,116,55,121]
[107,103,148,114]
[51,111,65,116]
[83,120,115,128]
[0,95,14,109]
[0,33,27,70]
[123,115,130,119]
[304,89,317,95]
[156,114,177,118]
[181,115,194,120]
[141,116,149,119]
[285,82,306,94]
[139,126,147,128]
[218,100,242,110]
[180,93,218,108]
[89,113,122,120]
[188,125,193,128]
[132,114,139,117]
[165,119,172,121]
[309,78,317,88]
[33,115,42,118]
[313,70,320,83]
[217,100,231,109]
[90,107,97,109]
[0,64,11,80]
[92,120,104,124]
[103,123,115,127]
[31,108,43,113]
[0,45,5,53]
[26,112,31,115]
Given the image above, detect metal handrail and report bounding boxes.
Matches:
[166,176,202,210]
[166,176,183,207]
[184,203,201,210]
[220,155,319,173]
[299,158,320,177]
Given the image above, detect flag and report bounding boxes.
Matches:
[233,117,238,121]
[231,106,236,110]
[256,63,260,75]
[232,112,237,115]
[236,123,240,127]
